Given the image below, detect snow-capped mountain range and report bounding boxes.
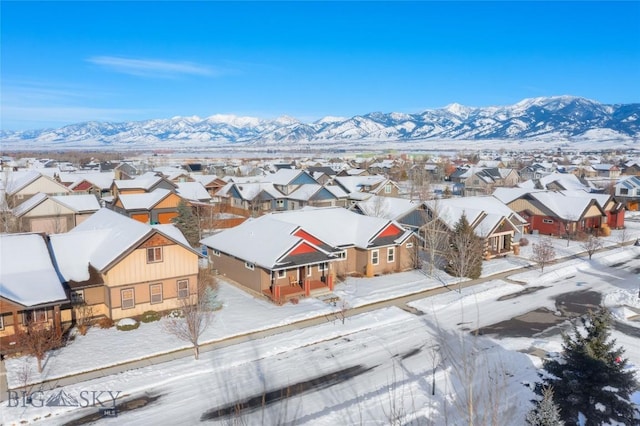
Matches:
[1,96,638,149]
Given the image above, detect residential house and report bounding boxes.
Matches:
[191,175,228,199]
[620,161,640,176]
[424,196,527,258]
[461,167,519,196]
[111,188,184,224]
[0,233,69,350]
[175,182,212,203]
[614,175,640,211]
[49,208,201,320]
[591,164,621,179]
[12,193,101,234]
[493,188,606,237]
[110,172,178,198]
[333,175,401,198]
[518,172,595,192]
[201,207,415,303]
[114,162,139,180]
[1,170,71,206]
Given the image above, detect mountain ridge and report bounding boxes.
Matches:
[1,96,638,149]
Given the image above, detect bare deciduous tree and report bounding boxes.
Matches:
[17,320,62,373]
[581,234,603,260]
[532,238,556,273]
[422,202,450,276]
[163,269,216,360]
[617,226,629,249]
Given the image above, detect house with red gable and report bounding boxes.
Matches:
[200,207,415,303]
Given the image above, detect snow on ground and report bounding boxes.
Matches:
[2,219,639,425]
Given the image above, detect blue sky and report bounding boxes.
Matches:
[2,1,639,131]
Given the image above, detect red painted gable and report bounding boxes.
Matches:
[377,223,403,238]
[73,181,93,191]
[290,242,317,256]
[294,229,324,246]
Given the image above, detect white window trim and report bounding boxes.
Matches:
[318,263,328,272]
[543,219,554,224]
[0,314,3,330]
[387,247,395,263]
[406,242,414,249]
[307,266,312,277]
[121,288,135,310]
[245,262,255,271]
[385,184,392,194]
[150,283,163,304]
[212,249,221,257]
[371,249,379,265]
[177,280,189,299]
[336,251,347,260]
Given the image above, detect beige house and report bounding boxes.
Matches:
[50,208,201,320]
[2,170,71,205]
[12,193,101,234]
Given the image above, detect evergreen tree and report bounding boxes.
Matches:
[172,200,200,247]
[526,386,565,426]
[536,308,638,425]
[445,213,483,279]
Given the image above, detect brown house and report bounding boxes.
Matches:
[111,188,184,224]
[201,207,415,304]
[0,233,68,350]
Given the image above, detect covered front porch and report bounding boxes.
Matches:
[263,261,336,304]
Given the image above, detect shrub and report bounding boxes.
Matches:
[77,324,89,336]
[518,237,529,247]
[290,297,299,305]
[140,310,161,323]
[116,318,140,331]
[97,317,114,329]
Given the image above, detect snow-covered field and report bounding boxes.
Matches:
[2,221,640,425]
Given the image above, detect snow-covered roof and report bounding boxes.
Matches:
[270,207,395,249]
[51,208,195,276]
[528,192,594,220]
[233,182,282,200]
[355,195,420,220]
[287,184,322,201]
[2,170,42,194]
[63,171,115,190]
[175,182,211,202]
[11,192,49,216]
[324,185,348,199]
[191,174,220,186]
[200,216,308,269]
[52,194,101,213]
[117,188,173,210]
[334,175,387,193]
[0,233,68,306]
[266,169,305,186]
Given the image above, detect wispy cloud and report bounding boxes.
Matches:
[87,56,217,78]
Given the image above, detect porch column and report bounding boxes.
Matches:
[304,279,310,297]
[53,305,62,337]
[274,285,281,302]
[328,275,334,291]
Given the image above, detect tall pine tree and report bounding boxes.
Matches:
[172,200,200,248]
[536,308,638,425]
[445,213,483,279]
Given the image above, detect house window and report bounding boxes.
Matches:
[336,251,347,260]
[543,219,554,224]
[385,184,392,194]
[0,315,3,330]
[147,247,163,263]
[276,199,285,208]
[318,263,328,272]
[212,249,221,257]
[371,250,379,265]
[406,242,414,249]
[245,262,255,271]
[387,247,395,263]
[150,284,163,304]
[121,289,135,309]
[619,188,628,195]
[24,309,47,324]
[277,270,286,279]
[177,280,189,298]
[70,290,85,304]
[307,266,312,277]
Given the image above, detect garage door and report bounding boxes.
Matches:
[131,213,149,223]
[31,217,68,234]
[157,212,178,224]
